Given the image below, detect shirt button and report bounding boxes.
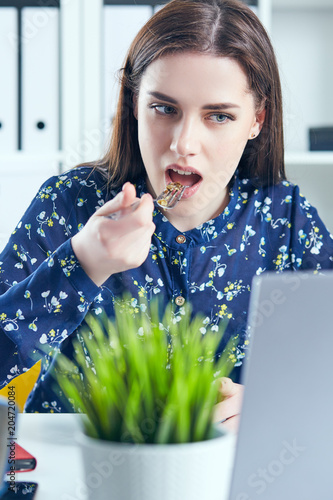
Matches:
[175,296,185,306]
[176,235,186,244]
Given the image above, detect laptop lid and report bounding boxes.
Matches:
[228,271,333,500]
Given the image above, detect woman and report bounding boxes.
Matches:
[0,0,332,425]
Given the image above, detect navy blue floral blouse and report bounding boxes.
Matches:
[0,166,333,412]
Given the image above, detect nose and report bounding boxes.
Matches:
[170,116,201,158]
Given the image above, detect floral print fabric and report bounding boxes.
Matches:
[0,166,332,412]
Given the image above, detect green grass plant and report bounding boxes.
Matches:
[55,296,237,444]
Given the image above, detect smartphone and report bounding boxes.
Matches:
[8,444,37,473]
[0,482,38,500]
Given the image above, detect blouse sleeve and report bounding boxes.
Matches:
[0,169,103,388]
[290,184,333,271]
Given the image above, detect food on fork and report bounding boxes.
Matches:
[155,182,186,209]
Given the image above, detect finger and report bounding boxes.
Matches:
[121,182,137,206]
[109,216,155,252]
[218,377,239,399]
[213,397,239,423]
[218,414,240,433]
[121,192,154,225]
[100,223,155,273]
[129,225,156,265]
[101,193,154,234]
[97,202,155,254]
[96,183,138,217]
[96,191,125,217]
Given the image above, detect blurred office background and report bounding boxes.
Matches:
[0,0,333,252]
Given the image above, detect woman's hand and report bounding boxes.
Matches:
[71,182,155,286]
[213,377,244,433]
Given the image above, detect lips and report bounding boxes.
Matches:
[165,165,202,199]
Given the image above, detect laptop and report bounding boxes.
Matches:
[228,270,333,500]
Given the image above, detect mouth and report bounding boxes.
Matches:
[165,165,202,198]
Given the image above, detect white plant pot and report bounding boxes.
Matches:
[76,426,236,500]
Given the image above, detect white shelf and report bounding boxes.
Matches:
[285,151,333,166]
[271,6,333,153]
[0,151,64,164]
[272,0,333,9]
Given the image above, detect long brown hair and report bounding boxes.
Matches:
[93,0,285,188]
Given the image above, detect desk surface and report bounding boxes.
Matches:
[10,414,235,500]
[16,414,86,500]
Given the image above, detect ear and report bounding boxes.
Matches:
[249,105,266,140]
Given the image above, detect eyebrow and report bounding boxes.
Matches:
[147,91,241,110]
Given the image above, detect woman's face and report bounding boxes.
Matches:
[135,52,265,231]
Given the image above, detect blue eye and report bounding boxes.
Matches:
[153,105,176,115]
[211,114,228,123]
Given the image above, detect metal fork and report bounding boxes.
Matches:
[106,183,186,221]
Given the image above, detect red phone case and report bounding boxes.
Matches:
[9,444,37,472]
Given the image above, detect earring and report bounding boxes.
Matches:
[250,132,256,139]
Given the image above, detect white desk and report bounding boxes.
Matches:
[15,414,86,500]
[7,414,236,500]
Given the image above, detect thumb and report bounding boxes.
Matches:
[218,377,237,400]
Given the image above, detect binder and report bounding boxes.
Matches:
[103,5,152,137]
[21,7,59,152]
[0,8,18,152]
